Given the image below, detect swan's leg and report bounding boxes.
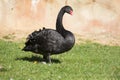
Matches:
[47,53,51,63]
[43,53,51,63]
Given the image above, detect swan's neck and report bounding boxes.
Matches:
[56,9,65,33]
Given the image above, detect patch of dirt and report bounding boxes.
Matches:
[0,27,120,46]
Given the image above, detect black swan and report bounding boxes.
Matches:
[22,5,75,63]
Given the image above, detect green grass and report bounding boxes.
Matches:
[0,40,120,80]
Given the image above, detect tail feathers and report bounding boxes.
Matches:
[26,27,46,40]
[43,27,45,30]
[27,30,39,40]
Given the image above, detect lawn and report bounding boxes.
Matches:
[0,40,120,80]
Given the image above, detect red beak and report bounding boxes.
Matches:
[70,10,73,15]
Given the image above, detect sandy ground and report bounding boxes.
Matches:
[0,26,120,46]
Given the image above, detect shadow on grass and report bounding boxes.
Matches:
[16,55,61,63]
[0,65,7,72]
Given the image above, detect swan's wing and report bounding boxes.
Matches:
[24,29,65,53]
[35,29,65,53]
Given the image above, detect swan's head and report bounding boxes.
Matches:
[64,5,73,15]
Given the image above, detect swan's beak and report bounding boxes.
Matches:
[70,10,73,15]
